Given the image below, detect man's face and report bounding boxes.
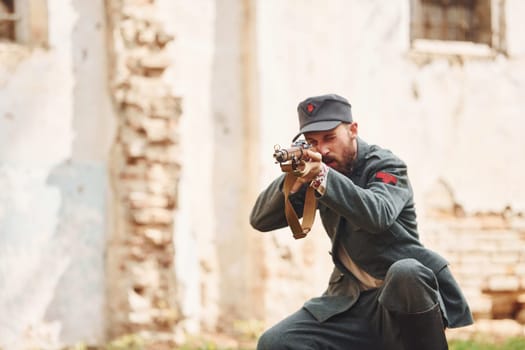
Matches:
[304,122,358,176]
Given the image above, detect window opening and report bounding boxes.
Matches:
[0,0,17,42]
[411,0,492,46]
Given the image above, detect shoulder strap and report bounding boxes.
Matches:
[282,173,317,239]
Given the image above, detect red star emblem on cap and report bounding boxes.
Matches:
[307,103,315,113]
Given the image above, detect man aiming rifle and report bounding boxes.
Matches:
[250,94,473,350]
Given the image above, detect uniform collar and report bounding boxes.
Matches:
[350,137,370,175]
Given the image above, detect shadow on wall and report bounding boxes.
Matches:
[0,163,69,349]
[43,160,107,345]
[0,160,106,348]
[41,0,112,345]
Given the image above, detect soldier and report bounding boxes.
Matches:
[250,94,473,349]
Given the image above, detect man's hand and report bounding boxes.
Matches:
[290,149,323,193]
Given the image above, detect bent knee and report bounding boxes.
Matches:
[379,258,439,313]
[386,258,435,287]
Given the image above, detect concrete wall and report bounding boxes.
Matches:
[256,0,525,213]
[0,0,524,346]
[0,0,114,347]
[159,0,267,335]
[156,0,217,334]
[252,0,525,332]
[159,0,525,337]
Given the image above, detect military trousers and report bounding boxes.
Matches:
[256,258,445,350]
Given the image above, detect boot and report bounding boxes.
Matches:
[397,304,448,350]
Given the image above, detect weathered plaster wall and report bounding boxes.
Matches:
[1,0,524,346]
[156,0,217,335]
[158,0,266,337]
[0,0,114,347]
[256,0,525,213]
[253,0,525,333]
[158,0,524,338]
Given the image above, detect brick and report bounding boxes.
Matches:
[145,145,179,163]
[128,192,169,209]
[516,308,525,324]
[490,253,521,264]
[141,56,171,76]
[484,276,520,292]
[131,208,173,225]
[151,95,182,119]
[142,117,170,141]
[143,228,171,245]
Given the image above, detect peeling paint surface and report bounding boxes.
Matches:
[0,0,525,346]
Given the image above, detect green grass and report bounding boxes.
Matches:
[107,336,525,350]
[450,337,525,350]
[175,337,525,350]
[56,334,525,350]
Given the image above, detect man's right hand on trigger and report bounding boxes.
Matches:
[290,150,323,193]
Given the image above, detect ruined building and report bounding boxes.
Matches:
[0,0,524,348]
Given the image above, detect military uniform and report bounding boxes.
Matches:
[250,137,473,349]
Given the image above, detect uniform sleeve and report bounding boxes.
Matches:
[249,174,308,232]
[318,153,412,234]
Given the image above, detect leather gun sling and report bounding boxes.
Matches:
[282,173,317,239]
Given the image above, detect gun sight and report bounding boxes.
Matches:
[273,140,311,163]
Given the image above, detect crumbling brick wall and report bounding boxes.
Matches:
[423,179,525,338]
[104,0,182,346]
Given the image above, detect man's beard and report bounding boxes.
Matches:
[323,147,356,177]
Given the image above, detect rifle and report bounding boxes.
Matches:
[273,139,312,175]
[273,139,316,239]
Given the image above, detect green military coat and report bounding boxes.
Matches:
[250,137,473,328]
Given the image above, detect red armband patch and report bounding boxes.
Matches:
[375,172,397,185]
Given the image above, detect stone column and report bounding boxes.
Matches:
[104,0,181,347]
